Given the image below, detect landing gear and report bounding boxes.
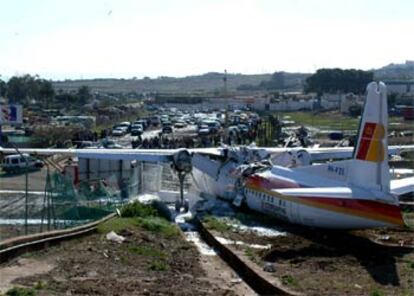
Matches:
[175,171,189,213]
[175,198,189,213]
[171,149,193,213]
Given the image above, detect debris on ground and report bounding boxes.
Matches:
[105,231,126,243]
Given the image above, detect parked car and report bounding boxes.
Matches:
[1,154,44,173]
[131,124,144,136]
[174,121,187,128]
[112,127,126,136]
[118,121,131,132]
[100,139,123,149]
[237,124,249,134]
[198,125,210,135]
[162,126,173,134]
[134,120,148,130]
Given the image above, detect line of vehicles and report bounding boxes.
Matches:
[110,110,260,139]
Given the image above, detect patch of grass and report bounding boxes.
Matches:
[370,289,385,296]
[98,215,179,238]
[120,201,157,218]
[97,217,139,234]
[281,275,298,287]
[408,261,414,269]
[126,245,166,258]
[280,111,359,131]
[244,247,260,264]
[277,111,404,132]
[137,217,180,238]
[202,215,232,232]
[4,287,36,296]
[149,260,169,271]
[33,281,46,290]
[403,212,414,229]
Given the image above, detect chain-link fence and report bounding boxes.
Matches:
[0,159,192,241]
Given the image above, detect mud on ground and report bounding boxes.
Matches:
[1,218,247,296]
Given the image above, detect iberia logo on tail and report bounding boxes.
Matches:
[356,122,385,162]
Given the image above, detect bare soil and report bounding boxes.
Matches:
[0,168,47,192]
[212,222,414,296]
[1,220,254,295]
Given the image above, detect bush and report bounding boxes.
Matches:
[120,201,157,218]
[5,287,36,296]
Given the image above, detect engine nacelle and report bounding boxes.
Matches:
[172,149,192,173]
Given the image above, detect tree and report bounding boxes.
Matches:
[7,76,30,103]
[0,79,6,97]
[38,79,55,107]
[305,68,374,95]
[77,85,92,105]
[6,74,52,105]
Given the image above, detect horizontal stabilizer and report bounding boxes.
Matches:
[390,177,414,196]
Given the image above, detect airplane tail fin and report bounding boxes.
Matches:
[349,81,390,192]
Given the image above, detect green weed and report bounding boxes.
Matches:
[370,289,385,296]
[244,247,260,264]
[33,281,46,290]
[5,287,36,296]
[202,215,231,232]
[137,217,179,238]
[149,260,169,271]
[120,201,157,218]
[97,217,139,234]
[281,275,298,287]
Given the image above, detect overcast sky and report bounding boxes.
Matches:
[0,0,413,80]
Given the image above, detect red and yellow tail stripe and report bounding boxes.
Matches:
[356,122,385,162]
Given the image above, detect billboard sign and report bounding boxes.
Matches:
[0,104,23,125]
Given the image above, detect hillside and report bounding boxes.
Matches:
[51,61,414,95]
[52,72,309,94]
[374,60,414,80]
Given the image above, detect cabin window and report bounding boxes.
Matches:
[11,158,19,164]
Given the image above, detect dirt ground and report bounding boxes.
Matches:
[0,168,48,192]
[211,219,414,296]
[0,218,254,296]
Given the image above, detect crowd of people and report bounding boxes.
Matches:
[131,128,258,149]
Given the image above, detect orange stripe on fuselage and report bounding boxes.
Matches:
[246,183,405,226]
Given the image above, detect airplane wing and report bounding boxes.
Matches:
[0,146,224,162]
[1,145,412,163]
[0,147,174,162]
[266,145,414,161]
[390,177,414,196]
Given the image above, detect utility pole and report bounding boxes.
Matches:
[223,69,228,97]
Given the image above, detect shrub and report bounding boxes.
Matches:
[120,201,157,218]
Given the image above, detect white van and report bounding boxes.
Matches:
[1,154,44,173]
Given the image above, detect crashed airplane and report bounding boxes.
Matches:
[1,82,413,229]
